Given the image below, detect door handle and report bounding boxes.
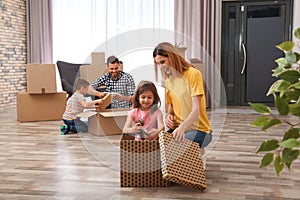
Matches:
[241,42,247,74]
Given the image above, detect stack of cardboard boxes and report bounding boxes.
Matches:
[80,52,106,82]
[17,64,67,122]
[80,52,124,82]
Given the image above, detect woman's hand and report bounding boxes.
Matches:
[172,126,185,142]
[165,114,174,129]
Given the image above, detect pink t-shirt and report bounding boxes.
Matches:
[129,108,163,131]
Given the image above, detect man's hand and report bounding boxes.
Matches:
[113,94,131,102]
[95,91,105,98]
[95,99,104,105]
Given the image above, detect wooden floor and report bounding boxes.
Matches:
[0,108,299,200]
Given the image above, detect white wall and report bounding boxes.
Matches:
[293,0,300,52]
[293,0,300,30]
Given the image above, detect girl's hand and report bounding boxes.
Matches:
[148,127,164,140]
[148,129,159,140]
[172,126,185,142]
[131,123,143,133]
[165,114,174,129]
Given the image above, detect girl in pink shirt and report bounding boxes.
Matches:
[123,81,164,140]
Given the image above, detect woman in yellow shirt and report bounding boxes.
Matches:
[153,42,212,152]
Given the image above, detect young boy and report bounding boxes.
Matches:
[60,78,105,135]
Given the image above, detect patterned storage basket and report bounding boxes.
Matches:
[159,131,207,190]
[120,133,170,187]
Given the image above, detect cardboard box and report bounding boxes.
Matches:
[17,92,67,122]
[78,108,130,136]
[96,93,112,111]
[91,52,105,65]
[80,64,107,82]
[26,64,57,94]
[190,58,205,77]
[159,131,207,190]
[120,133,170,187]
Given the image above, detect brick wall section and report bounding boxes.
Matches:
[0,0,27,111]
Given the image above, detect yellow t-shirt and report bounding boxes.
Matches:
[165,67,211,133]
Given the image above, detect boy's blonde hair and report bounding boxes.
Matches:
[73,78,89,90]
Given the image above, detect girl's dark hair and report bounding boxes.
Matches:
[73,78,89,90]
[133,80,161,112]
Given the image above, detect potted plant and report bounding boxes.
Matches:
[249,27,300,176]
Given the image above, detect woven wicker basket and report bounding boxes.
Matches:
[120,133,170,187]
[159,131,207,190]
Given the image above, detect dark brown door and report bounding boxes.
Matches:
[221,0,293,106]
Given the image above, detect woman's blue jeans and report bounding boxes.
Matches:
[167,129,212,148]
[185,130,212,148]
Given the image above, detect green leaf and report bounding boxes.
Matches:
[294,27,300,39]
[261,119,281,131]
[276,41,295,51]
[260,153,274,168]
[280,138,300,148]
[257,139,279,152]
[274,155,284,176]
[295,52,300,62]
[267,80,291,96]
[292,82,300,89]
[278,69,300,84]
[275,57,289,68]
[283,128,300,141]
[297,96,300,104]
[273,66,286,76]
[285,89,300,102]
[275,95,289,115]
[285,51,297,64]
[282,148,299,169]
[289,103,300,116]
[249,103,271,114]
[273,65,289,76]
[251,116,270,127]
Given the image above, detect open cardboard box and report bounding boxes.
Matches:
[120,133,170,187]
[78,93,130,136]
[96,93,112,111]
[120,131,206,189]
[78,108,130,136]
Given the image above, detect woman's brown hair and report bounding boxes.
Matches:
[153,42,193,81]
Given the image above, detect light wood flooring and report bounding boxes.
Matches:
[0,108,299,200]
